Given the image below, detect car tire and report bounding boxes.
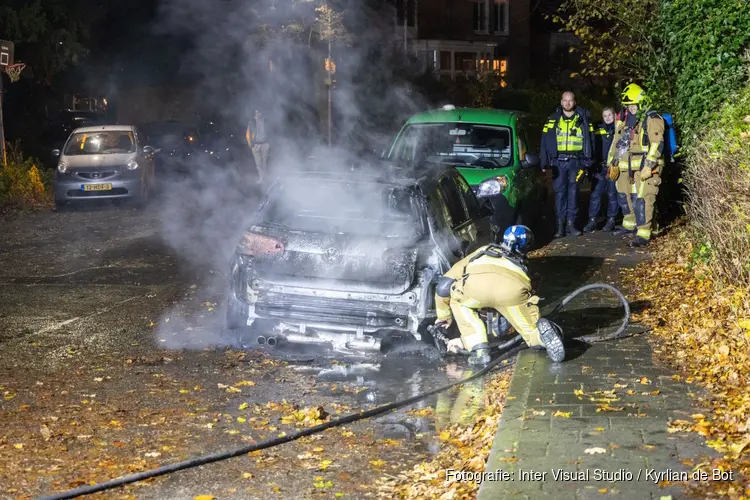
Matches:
[134,181,149,209]
[226,292,250,330]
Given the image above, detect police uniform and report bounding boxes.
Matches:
[540,108,595,237]
[584,122,619,232]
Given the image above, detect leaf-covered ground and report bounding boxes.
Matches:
[628,220,750,498]
[375,364,513,499]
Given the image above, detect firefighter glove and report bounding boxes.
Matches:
[607,165,620,181]
[446,338,465,354]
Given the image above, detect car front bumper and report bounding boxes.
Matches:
[54,175,143,201]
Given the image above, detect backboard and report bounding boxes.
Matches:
[0,40,14,67]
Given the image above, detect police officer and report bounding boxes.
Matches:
[540,91,596,238]
[606,84,665,247]
[433,225,566,367]
[583,107,620,232]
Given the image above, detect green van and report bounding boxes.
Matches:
[386,105,547,239]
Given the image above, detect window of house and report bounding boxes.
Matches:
[439,51,452,71]
[455,52,476,72]
[418,50,437,71]
[476,53,492,72]
[491,0,509,34]
[472,0,487,32]
[493,59,508,86]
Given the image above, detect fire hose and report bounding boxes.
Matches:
[39,283,631,500]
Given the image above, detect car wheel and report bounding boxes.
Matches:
[134,181,149,209]
[226,292,250,330]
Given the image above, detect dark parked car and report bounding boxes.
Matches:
[139,120,202,178]
[225,164,494,356]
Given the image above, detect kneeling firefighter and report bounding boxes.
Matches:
[433,225,566,366]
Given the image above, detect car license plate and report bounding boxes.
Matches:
[82,183,112,191]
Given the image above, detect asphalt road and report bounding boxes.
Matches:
[0,191,489,500]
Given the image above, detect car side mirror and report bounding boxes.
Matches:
[142,145,154,155]
[522,152,540,168]
[51,149,60,157]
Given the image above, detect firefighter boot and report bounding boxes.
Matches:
[537,319,565,362]
[468,344,491,367]
[583,218,598,233]
[612,226,636,237]
[628,236,649,248]
[553,220,565,239]
[603,217,616,232]
[567,220,582,237]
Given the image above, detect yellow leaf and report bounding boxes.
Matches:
[14,443,23,449]
[595,427,606,432]
[278,432,287,438]
[237,417,246,423]
[341,430,354,438]
[574,389,584,396]
[194,496,215,500]
[239,403,249,410]
[319,460,333,470]
[584,447,607,454]
[242,472,253,479]
[313,447,324,452]
[599,488,608,493]
[639,377,651,384]
[370,459,385,467]
[179,389,189,394]
[236,380,256,387]
[552,411,571,418]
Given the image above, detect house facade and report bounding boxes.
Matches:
[387,0,531,86]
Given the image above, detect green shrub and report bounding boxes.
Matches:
[0,141,53,208]
[683,78,750,285]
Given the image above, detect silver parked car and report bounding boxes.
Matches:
[52,125,157,208]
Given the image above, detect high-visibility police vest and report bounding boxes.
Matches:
[554,115,585,153]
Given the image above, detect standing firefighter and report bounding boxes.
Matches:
[606,84,665,247]
[540,91,596,238]
[583,107,620,233]
[433,225,566,367]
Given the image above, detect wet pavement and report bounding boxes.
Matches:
[0,194,510,499]
[478,232,720,500]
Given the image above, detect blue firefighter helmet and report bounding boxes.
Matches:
[501,225,534,255]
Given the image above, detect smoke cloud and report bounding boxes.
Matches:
[148,0,440,349]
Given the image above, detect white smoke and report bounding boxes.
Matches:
[148,0,441,348]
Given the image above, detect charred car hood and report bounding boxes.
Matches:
[245,225,419,295]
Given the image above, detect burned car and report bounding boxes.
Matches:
[226,166,493,355]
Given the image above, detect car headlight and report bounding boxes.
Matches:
[126,160,139,170]
[476,176,509,197]
[57,161,69,174]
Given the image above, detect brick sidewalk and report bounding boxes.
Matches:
[476,233,719,500]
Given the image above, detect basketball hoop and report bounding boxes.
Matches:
[4,63,25,83]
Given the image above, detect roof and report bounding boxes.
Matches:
[72,125,135,133]
[405,107,520,127]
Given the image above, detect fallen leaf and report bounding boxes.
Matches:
[599,488,608,493]
[638,377,651,384]
[242,472,253,479]
[236,380,256,387]
[239,403,249,410]
[574,389,584,396]
[370,459,385,467]
[584,447,607,454]
[40,424,51,441]
[193,496,214,500]
[594,427,606,432]
[532,410,546,416]
[552,411,571,418]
